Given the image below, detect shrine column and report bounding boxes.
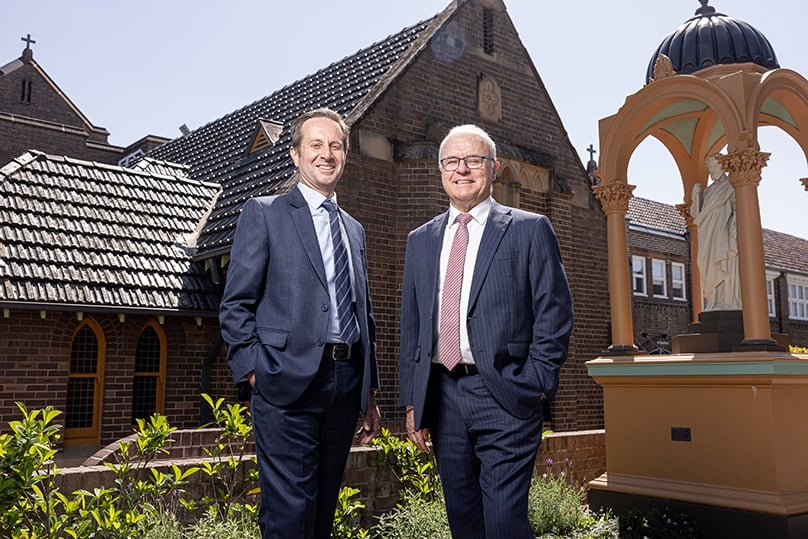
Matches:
[718,149,775,346]
[676,202,701,322]
[593,181,636,352]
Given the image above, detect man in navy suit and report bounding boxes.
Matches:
[399,124,573,539]
[220,108,381,539]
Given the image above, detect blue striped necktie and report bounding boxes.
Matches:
[322,199,359,346]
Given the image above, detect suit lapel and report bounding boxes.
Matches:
[468,202,511,311]
[289,188,328,289]
[425,212,449,317]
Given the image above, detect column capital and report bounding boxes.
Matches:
[675,202,695,228]
[718,149,770,189]
[593,181,635,213]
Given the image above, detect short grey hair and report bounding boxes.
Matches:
[438,124,497,163]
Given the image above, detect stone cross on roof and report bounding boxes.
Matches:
[21,33,36,50]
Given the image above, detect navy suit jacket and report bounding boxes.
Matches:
[399,200,573,429]
[220,186,379,412]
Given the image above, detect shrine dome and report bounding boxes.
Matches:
[645,0,780,83]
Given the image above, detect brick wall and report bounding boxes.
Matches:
[334,0,610,432]
[629,228,693,344]
[0,310,233,447]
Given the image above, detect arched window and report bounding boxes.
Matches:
[132,321,166,423]
[65,319,105,445]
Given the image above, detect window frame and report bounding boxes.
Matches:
[65,318,105,446]
[671,262,687,301]
[788,275,808,321]
[131,320,167,424]
[632,255,647,296]
[651,258,668,298]
[766,271,778,318]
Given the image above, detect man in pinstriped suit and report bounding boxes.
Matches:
[220,109,380,538]
[399,124,574,539]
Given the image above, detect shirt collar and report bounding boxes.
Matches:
[297,182,338,211]
[448,197,492,226]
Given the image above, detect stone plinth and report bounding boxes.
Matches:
[587,351,808,538]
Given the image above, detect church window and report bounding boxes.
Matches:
[20,78,32,104]
[483,7,495,54]
[132,321,166,423]
[65,320,105,445]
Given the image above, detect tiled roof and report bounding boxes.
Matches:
[627,196,687,236]
[763,229,808,275]
[0,151,221,313]
[629,196,808,275]
[147,15,443,257]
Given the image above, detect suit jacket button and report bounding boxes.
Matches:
[317,338,324,346]
[321,304,329,312]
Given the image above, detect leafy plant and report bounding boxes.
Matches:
[370,427,442,504]
[332,486,370,538]
[197,393,258,521]
[0,403,80,538]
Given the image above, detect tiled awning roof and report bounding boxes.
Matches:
[628,196,687,236]
[0,151,221,313]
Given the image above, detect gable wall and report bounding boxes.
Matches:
[340,1,610,431]
[0,61,121,165]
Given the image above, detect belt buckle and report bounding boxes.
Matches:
[329,343,351,360]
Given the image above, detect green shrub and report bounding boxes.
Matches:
[373,492,451,539]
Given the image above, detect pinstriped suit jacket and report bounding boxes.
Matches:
[399,199,573,429]
[219,186,379,413]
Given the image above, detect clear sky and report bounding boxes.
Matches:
[2,0,805,238]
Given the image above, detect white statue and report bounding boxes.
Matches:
[692,154,741,311]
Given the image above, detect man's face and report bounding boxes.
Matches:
[290,116,347,197]
[439,135,500,212]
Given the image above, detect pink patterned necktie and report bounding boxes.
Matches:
[438,213,473,371]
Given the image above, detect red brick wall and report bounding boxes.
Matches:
[0,310,232,446]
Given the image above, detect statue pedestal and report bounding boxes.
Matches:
[587,351,808,538]
[673,310,789,353]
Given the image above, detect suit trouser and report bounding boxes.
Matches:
[428,369,543,539]
[251,353,361,539]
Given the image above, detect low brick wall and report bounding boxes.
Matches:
[58,429,606,523]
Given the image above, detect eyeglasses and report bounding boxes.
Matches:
[439,155,494,171]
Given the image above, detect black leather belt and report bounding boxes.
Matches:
[323,343,354,360]
[432,362,479,377]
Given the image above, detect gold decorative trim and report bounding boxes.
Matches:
[651,54,677,82]
[593,181,635,213]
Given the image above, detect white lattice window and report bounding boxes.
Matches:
[671,262,686,301]
[632,256,646,296]
[766,271,778,318]
[788,276,808,321]
[652,259,667,298]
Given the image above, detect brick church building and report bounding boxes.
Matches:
[5,0,803,454]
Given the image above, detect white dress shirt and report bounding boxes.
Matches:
[297,183,358,344]
[434,197,491,365]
